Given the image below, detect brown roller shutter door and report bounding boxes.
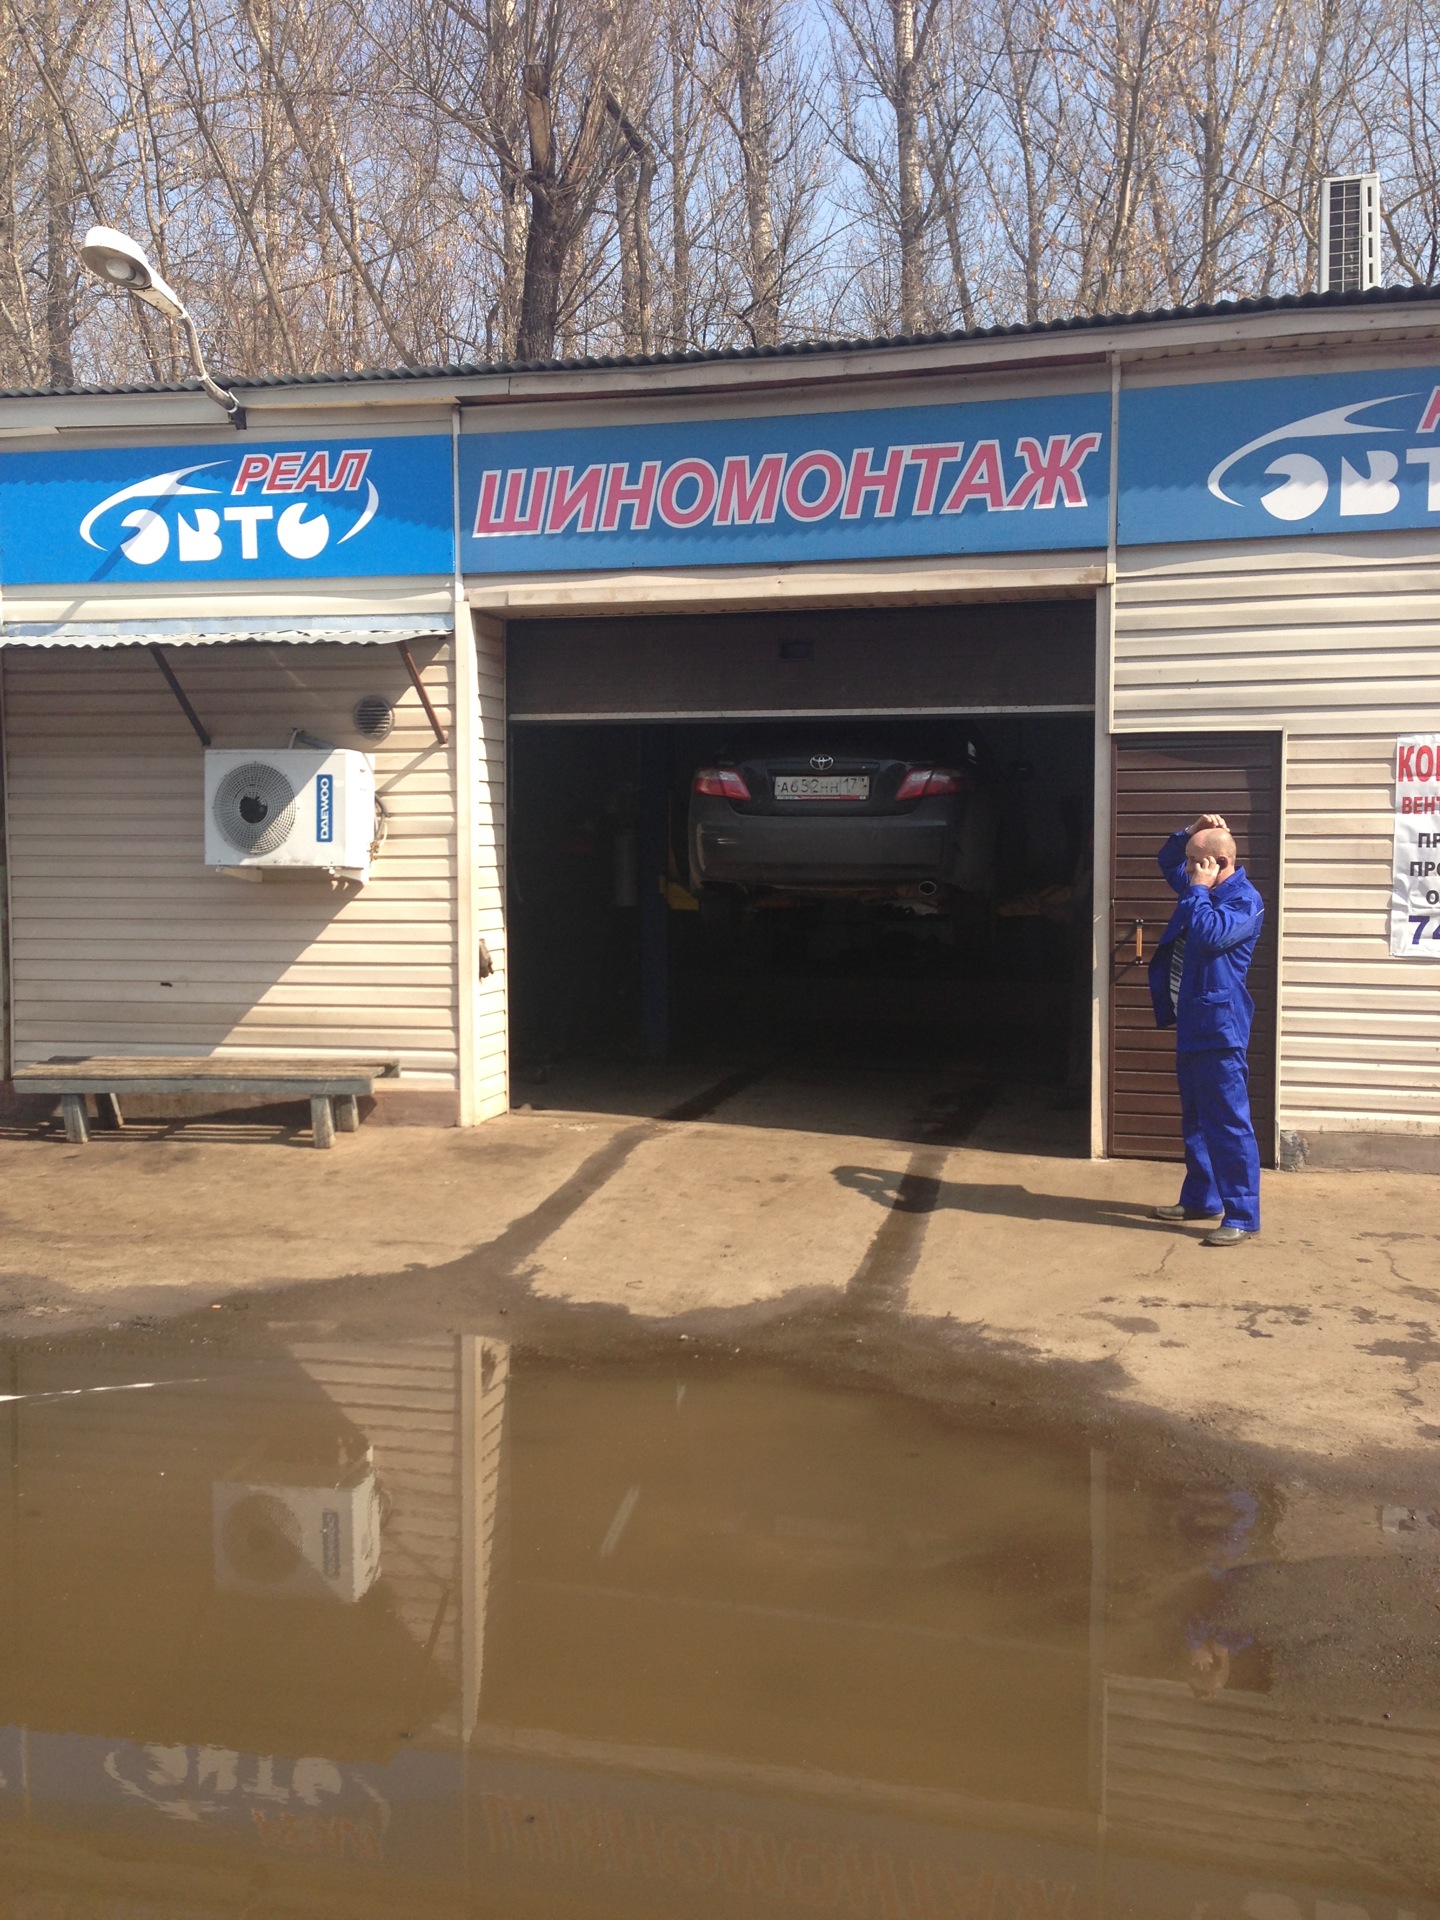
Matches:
[1109,733,1281,1166]
[508,604,1095,718]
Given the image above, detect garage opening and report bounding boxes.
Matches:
[506,604,1095,1151]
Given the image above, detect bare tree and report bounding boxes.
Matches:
[3,0,1438,391]
[700,0,824,346]
[967,0,1072,323]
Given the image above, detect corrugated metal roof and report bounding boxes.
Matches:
[4,280,1439,404]
[0,614,453,648]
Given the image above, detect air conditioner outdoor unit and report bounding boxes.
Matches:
[213,1462,383,1603]
[1318,173,1381,294]
[204,748,376,879]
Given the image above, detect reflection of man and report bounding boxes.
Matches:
[1148,813,1265,1247]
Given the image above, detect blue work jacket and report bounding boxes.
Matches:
[1147,829,1265,1052]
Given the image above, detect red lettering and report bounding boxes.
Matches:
[265,451,304,493]
[547,464,606,534]
[657,458,719,528]
[601,460,661,531]
[233,454,272,495]
[842,445,906,519]
[1418,744,1435,780]
[716,1825,784,1898]
[545,1798,609,1870]
[329,449,370,492]
[473,467,552,536]
[661,1818,719,1886]
[905,443,961,515]
[909,1863,995,1920]
[250,1810,380,1860]
[782,1838,842,1906]
[992,1875,1075,1918]
[482,1792,550,1858]
[782,451,846,522]
[716,453,785,525]
[1399,743,1415,780]
[839,1846,910,1919]
[294,451,330,492]
[1006,432,1103,509]
[601,1808,666,1880]
[1420,386,1440,434]
[941,440,1008,513]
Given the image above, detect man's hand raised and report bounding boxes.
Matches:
[1187,854,1222,890]
[1185,812,1228,836]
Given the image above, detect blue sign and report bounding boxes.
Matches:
[1120,367,1440,544]
[0,434,453,583]
[4,365,1437,587]
[316,772,334,843]
[459,395,1111,572]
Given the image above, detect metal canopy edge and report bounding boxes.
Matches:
[0,613,455,649]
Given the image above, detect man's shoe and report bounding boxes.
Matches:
[1153,1204,1223,1223]
[1200,1225,1255,1247]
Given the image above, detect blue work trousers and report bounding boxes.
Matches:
[1176,1048,1261,1233]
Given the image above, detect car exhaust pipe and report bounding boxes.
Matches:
[918,880,939,896]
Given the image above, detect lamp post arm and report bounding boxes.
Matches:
[176,306,242,422]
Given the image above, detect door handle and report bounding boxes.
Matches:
[1133,919,1145,962]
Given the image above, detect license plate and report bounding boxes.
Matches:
[773,774,870,800]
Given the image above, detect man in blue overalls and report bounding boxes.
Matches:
[1148,812,1265,1248]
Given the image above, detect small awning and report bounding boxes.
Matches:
[0,614,454,649]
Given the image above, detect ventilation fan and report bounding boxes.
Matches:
[353,694,394,741]
[204,748,376,878]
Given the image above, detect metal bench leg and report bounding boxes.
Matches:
[334,1093,360,1133]
[61,1094,90,1145]
[97,1093,124,1131]
[310,1095,336,1149]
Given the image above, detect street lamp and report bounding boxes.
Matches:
[79,226,241,422]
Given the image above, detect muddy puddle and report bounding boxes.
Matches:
[0,1324,1436,1918]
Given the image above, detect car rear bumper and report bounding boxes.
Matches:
[692,811,951,887]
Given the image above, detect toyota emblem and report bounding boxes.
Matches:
[810,754,834,771]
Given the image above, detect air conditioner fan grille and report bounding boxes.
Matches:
[214,761,297,854]
[222,1492,305,1582]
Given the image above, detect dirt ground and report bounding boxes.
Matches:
[2,1068,1436,1477]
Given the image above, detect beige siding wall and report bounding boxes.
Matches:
[473,614,508,1119]
[2,640,460,1095]
[1115,532,1440,1138]
[291,1337,464,1680]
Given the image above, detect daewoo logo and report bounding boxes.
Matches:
[79,449,378,565]
[1208,388,1440,521]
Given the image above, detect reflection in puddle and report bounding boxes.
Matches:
[0,1332,1434,1917]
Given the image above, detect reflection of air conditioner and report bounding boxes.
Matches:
[213,1464,382,1603]
[204,749,376,879]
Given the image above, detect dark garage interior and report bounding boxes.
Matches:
[505,603,1096,1150]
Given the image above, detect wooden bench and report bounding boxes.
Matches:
[11,1056,401,1148]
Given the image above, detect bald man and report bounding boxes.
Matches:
[1147,812,1265,1247]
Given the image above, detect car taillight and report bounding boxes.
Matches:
[694,767,751,800]
[896,766,970,799]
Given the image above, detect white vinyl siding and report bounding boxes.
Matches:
[1105,1674,1440,1887]
[2,640,460,1093]
[1115,532,1440,1138]
[290,1337,463,1678]
[473,614,508,1120]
